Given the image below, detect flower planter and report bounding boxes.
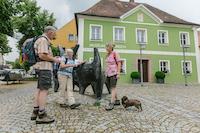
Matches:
[132,78,140,84]
[130,72,141,84]
[156,78,165,84]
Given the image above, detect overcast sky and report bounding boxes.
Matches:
[36,0,200,28]
[5,0,200,62]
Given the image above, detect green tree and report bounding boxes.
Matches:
[0,33,12,55]
[22,61,30,72]
[0,0,56,55]
[0,0,17,55]
[12,59,22,69]
[13,0,56,49]
[51,45,60,56]
[0,0,14,36]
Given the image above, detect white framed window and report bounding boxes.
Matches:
[68,34,74,41]
[136,28,147,44]
[180,32,190,47]
[120,59,126,74]
[89,57,103,67]
[181,60,192,75]
[158,30,169,45]
[137,13,144,22]
[159,60,170,73]
[90,24,103,41]
[113,26,125,42]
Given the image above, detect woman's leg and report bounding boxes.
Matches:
[111,87,117,103]
[58,74,67,104]
[66,77,75,106]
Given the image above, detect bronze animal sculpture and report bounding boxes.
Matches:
[72,47,110,99]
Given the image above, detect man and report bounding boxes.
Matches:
[57,49,83,109]
[31,26,60,124]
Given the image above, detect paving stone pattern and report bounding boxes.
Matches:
[0,82,200,133]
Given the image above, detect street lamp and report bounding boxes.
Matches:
[139,43,146,87]
[182,44,190,86]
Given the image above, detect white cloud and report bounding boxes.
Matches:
[36,0,70,28]
[36,0,200,28]
[36,0,98,28]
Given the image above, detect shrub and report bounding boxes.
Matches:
[130,71,141,79]
[155,71,165,79]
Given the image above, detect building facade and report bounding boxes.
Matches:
[76,0,200,84]
[51,19,77,49]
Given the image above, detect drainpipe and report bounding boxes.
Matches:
[193,27,200,84]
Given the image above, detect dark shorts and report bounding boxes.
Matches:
[36,70,52,90]
[105,75,118,89]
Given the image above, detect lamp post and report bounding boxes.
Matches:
[139,43,146,87]
[182,44,189,86]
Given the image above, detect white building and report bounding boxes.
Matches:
[0,53,4,65]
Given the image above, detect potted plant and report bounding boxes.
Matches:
[130,71,141,84]
[155,71,166,83]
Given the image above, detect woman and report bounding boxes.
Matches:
[57,49,83,109]
[105,43,121,111]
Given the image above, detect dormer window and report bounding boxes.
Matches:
[137,13,144,22]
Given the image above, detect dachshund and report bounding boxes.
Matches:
[121,96,142,112]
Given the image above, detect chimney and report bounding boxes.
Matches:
[130,0,134,2]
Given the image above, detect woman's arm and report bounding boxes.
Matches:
[115,53,121,77]
[60,63,77,68]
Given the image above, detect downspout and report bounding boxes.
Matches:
[193,26,200,83]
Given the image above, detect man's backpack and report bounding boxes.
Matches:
[22,36,47,66]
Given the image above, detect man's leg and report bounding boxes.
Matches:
[67,77,80,109]
[38,90,48,110]
[31,89,40,120]
[36,70,54,124]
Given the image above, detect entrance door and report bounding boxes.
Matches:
[138,60,149,82]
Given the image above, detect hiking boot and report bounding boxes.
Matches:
[114,100,121,106]
[36,111,55,124]
[31,109,39,120]
[70,103,81,109]
[105,103,114,111]
[60,103,69,108]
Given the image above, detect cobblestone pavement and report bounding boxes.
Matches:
[0,82,200,133]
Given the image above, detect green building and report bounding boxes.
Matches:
[75,0,200,84]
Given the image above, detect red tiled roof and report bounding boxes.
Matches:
[76,0,200,26]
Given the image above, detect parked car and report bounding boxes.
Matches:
[0,70,7,77]
[1,69,26,84]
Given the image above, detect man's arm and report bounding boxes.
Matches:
[38,53,59,63]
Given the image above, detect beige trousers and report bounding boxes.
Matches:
[58,74,75,105]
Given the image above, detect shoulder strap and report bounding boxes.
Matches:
[37,35,48,41]
[34,36,50,62]
[113,52,118,65]
[65,58,68,64]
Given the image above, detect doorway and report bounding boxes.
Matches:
[138,60,149,82]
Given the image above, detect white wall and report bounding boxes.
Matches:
[0,53,4,65]
[4,36,19,62]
